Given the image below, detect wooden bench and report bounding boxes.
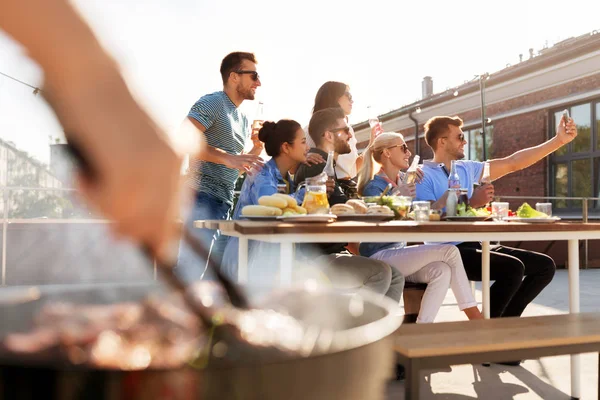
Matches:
[394,312,600,400]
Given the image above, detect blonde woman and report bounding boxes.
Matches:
[356,132,483,323]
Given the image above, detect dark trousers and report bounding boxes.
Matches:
[457,242,556,318]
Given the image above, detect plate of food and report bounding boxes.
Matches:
[443,215,493,222]
[277,214,337,223]
[502,216,561,223]
[241,195,308,221]
[359,196,411,220]
[444,204,493,221]
[502,203,559,223]
[241,215,281,221]
[331,200,395,221]
[335,214,395,222]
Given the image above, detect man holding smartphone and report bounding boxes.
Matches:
[415,114,577,364]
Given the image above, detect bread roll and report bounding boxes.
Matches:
[367,205,394,215]
[241,205,283,216]
[331,204,354,215]
[272,193,298,208]
[295,206,307,215]
[258,195,287,209]
[345,199,368,214]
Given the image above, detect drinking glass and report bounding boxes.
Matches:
[412,201,431,223]
[535,202,552,217]
[392,196,412,220]
[367,105,383,136]
[491,201,509,221]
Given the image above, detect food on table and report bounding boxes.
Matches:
[242,205,283,217]
[272,193,298,208]
[516,202,549,218]
[294,206,307,214]
[258,195,288,209]
[429,211,441,221]
[456,203,492,217]
[249,196,307,217]
[345,199,368,214]
[361,195,410,219]
[366,205,394,216]
[392,203,410,219]
[361,196,380,204]
[330,204,355,215]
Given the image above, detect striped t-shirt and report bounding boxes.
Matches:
[187,91,250,204]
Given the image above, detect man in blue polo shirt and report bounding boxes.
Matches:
[416,115,577,331]
[177,52,265,281]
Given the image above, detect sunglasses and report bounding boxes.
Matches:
[343,92,353,102]
[235,70,260,81]
[329,126,351,135]
[387,143,410,153]
[441,133,466,142]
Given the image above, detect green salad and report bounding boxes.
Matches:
[516,202,549,218]
[456,203,492,217]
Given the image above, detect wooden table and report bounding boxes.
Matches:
[196,219,600,399]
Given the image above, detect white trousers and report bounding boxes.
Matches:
[371,244,477,323]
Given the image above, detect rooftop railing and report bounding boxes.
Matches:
[2,187,599,285]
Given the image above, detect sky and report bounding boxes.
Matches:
[0,0,599,165]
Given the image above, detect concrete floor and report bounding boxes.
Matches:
[387,269,600,399]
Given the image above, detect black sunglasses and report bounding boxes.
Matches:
[235,70,260,81]
[441,133,466,142]
[343,92,353,101]
[387,143,409,153]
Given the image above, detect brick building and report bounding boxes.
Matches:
[353,30,600,217]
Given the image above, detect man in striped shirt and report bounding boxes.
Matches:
[177,52,264,281]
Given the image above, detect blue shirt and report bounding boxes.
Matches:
[415,159,485,246]
[232,158,299,218]
[187,91,250,204]
[415,159,485,203]
[359,175,406,258]
[221,159,301,281]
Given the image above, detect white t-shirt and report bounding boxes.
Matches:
[304,124,359,179]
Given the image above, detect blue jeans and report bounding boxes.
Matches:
[176,191,232,283]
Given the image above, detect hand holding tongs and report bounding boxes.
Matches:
[63,135,249,323]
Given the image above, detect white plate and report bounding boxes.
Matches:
[503,216,561,223]
[443,216,492,222]
[277,214,337,223]
[335,214,394,222]
[240,215,280,221]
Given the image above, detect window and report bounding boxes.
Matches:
[466,125,493,161]
[550,100,600,212]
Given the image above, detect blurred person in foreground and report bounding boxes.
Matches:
[0,0,196,262]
